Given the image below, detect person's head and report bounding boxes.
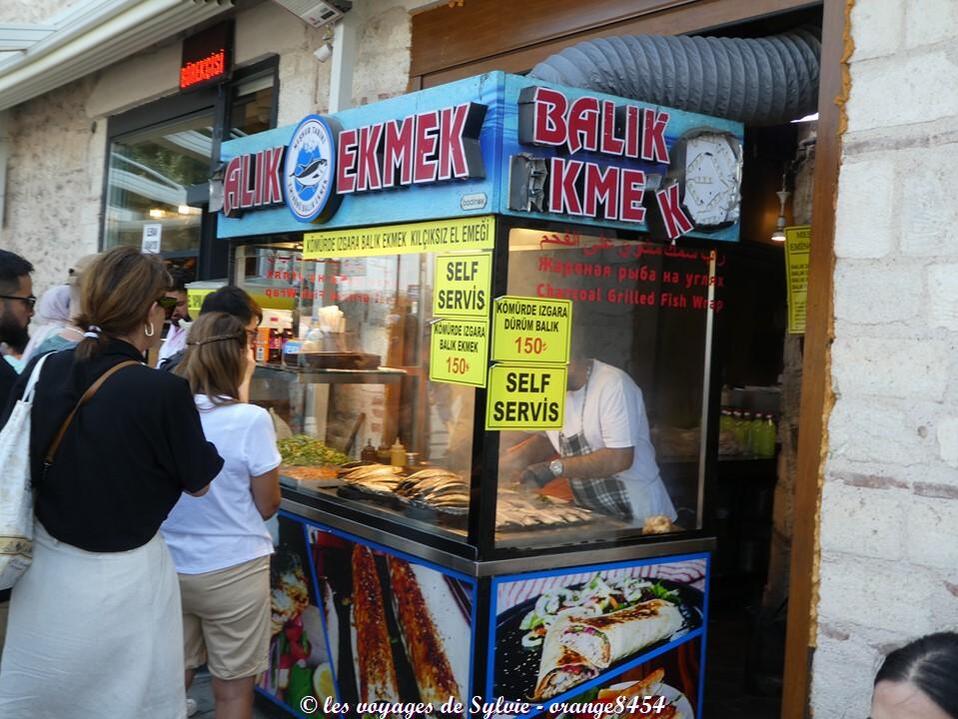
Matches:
[34,285,72,326]
[567,328,591,390]
[176,312,250,405]
[74,247,171,360]
[199,285,263,344]
[67,254,98,321]
[0,249,35,352]
[871,632,958,719]
[165,267,190,326]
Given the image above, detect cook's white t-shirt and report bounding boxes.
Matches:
[161,394,281,574]
[546,360,677,522]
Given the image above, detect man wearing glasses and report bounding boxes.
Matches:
[158,285,262,374]
[0,250,34,407]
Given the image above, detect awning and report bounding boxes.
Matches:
[0,0,233,112]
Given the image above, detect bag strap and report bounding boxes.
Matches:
[44,360,141,466]
[20,352,52,403]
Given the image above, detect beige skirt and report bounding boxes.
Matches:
[0,523,186,718]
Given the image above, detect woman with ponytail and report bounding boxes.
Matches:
[0,247,223,718]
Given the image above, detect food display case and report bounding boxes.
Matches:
[217,72,742,718]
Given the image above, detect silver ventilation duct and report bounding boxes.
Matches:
[528,27,821,126]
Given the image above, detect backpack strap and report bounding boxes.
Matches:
[44,360,141,467]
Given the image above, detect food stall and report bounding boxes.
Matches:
[216,72,742,718]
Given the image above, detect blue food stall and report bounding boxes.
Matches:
[214,71,742,719]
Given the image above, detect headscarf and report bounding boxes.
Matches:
[20,284,73,364]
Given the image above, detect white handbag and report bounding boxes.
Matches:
[0,353,50,590]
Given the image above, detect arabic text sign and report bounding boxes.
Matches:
[491,296,572,365]
[784,225,811,334]
[429,318,489,387]
[303,216,494,260]
[433,253,492,318]
[485,363,566,430]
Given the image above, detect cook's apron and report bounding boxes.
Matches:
[0,523,187,718]
[560,361,633,520]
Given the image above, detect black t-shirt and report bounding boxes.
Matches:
[0,359,16,409]
[1,340,223,552]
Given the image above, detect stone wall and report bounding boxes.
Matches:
[0,1,435,295]
[811,0,958,715]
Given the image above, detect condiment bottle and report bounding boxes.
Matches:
[376,442,391,464]
[390,439,406,467]
[361,440,377,462]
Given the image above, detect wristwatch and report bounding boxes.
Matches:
[549,459,564,477]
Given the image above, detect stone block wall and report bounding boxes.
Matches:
[0,1,432,297]
[811,0,958,715]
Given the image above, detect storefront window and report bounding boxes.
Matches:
[496,227,715,549]
[236,243,476,539]
[229,73,275,138]
[103,111,214,257]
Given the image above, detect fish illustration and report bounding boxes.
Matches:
[294,157,328,186]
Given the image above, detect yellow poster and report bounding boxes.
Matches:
[485,363,567,430]
[433,253,492,318]
[491,296,573,365]
[187,288,215,313]
[429,318,488,387]
[785,225,811,334]
[303,216,494,260]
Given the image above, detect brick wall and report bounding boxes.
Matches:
[811,0,958,715]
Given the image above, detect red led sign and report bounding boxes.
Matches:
[180,22,232,91]
[180,49,227,89]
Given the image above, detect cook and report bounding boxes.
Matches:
[506,352,676,524]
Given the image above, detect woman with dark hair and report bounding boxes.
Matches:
[0,247,223,718]
[871,632,958,719]
[162,312,280,719]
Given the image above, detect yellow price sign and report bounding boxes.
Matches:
[433,253,491,318]
[485,363,567,431]
[429,318,489,387]
[491,296,572,365]
[784,225,811,335]
[304,216,494,260]
[187,288,215,313]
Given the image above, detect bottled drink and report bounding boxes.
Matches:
[749,413,764,456]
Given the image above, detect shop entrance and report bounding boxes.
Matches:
[407,1,845,717]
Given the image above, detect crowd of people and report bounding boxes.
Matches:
[0,248,280,719]
[0,246,957,719]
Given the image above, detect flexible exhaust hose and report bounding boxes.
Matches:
[528,27,821,126]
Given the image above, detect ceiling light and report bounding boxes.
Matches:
[148,208,165,219]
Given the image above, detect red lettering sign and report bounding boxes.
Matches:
[221,146,286,217]
[179,49,227,89]
[656,183,694,240]
[336,128,359,194]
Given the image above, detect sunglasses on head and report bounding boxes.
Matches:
[156,296,179,312]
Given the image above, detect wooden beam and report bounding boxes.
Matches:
[781,0,847,717]
[414,0,820,87]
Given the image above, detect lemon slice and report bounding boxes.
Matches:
[312,662,335,701]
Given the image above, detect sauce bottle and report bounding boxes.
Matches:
[361,440,378,463]
[390,439,406,467]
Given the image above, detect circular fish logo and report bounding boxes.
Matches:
[283,114,342,223]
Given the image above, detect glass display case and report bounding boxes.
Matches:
[233,217,717,561]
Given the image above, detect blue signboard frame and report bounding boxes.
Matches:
[218,72,742,242]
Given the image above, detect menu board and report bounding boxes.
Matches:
[259,513,477,717]
[487,554,709,717]
[785,225,811,335]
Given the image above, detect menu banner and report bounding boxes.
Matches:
[491,296,572,365]
[187,288,215,313]
[303,216,494,260]
[429,318,489,388]
[485,363,566,430]
[785,225,811,334]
